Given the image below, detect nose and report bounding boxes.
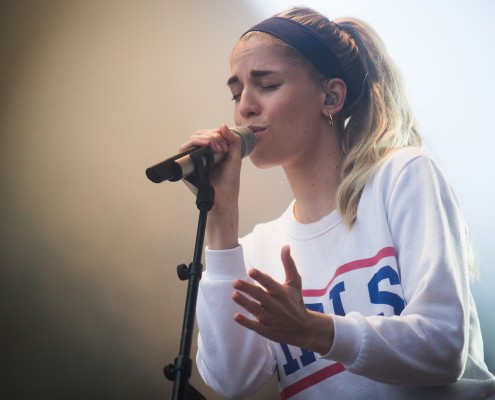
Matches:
[237,88,261,120]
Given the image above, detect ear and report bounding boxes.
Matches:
[321,78,346,116]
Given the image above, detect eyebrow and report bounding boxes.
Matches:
[227,70,276,86]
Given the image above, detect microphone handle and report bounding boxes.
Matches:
[146,146,224,183]
[175,148,225,180]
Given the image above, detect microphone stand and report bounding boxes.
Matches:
[162,147,214,400]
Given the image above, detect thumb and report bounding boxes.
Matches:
[281,245,302,291]
[219,124,241,159]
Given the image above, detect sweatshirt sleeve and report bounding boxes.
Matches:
[196,246,276,399]
[323,153,472,386]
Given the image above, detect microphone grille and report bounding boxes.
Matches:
[230,126,256,158]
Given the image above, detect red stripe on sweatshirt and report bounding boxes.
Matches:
[302,247,396,297]
[280,362,346,400]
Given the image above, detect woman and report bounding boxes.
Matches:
[179,6,495,400]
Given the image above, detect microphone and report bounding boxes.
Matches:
[145,126,255,183]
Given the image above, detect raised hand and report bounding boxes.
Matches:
[232,245,334,354]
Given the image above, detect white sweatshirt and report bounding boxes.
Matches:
[196,147,495,399]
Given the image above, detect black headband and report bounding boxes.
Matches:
[242,17,347,83]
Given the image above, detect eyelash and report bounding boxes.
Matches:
[261,83,280,92]
[230,84,281,102]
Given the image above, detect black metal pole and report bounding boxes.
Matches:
[171,207,208,400]
[162,148,215,400]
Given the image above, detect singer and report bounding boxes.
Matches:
[179,6,495,399]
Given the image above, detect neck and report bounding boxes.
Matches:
[284,133,342,224]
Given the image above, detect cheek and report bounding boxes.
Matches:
[233,105,242,126]
[269,98,297,125]
[277,100,315,131]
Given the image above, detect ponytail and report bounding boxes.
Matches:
[333,17,422,226]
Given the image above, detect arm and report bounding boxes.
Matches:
[326,154,472,385]
[196,246,276,398]
[181,126,276,396]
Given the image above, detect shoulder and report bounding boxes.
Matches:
[372,147,446,189]
[379,147,432,175]
[362,146,455,213]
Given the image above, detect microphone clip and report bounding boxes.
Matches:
[185,147,215,212]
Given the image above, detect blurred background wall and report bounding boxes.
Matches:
[0,1,493,399]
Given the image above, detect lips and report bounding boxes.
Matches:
[248,126,267,137]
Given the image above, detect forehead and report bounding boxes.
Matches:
[229,37,293,75]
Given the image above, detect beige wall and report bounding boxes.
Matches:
[0,1,286,398]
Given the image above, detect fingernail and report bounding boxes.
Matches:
[248,268,258,278]
[232,279,242,289]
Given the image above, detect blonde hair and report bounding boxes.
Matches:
[333,17,422,227]
[248,7,422,227]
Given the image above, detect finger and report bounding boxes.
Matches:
[232,278,268,302]
[234,312,265,330]
[193,129,229,152]
[219,124,240,144]
[179,127,229,153]
[219,124,242,161]
[281,245,302,291]
[247,268,286,298]
[178,137,209,153]
[232,290,264,317]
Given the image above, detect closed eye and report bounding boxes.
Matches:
[261,83,281,91]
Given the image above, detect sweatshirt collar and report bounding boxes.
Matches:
[285,200,343,240]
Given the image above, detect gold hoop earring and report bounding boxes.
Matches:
[328,113,334,127]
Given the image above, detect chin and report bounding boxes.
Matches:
[249,152,279,170]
